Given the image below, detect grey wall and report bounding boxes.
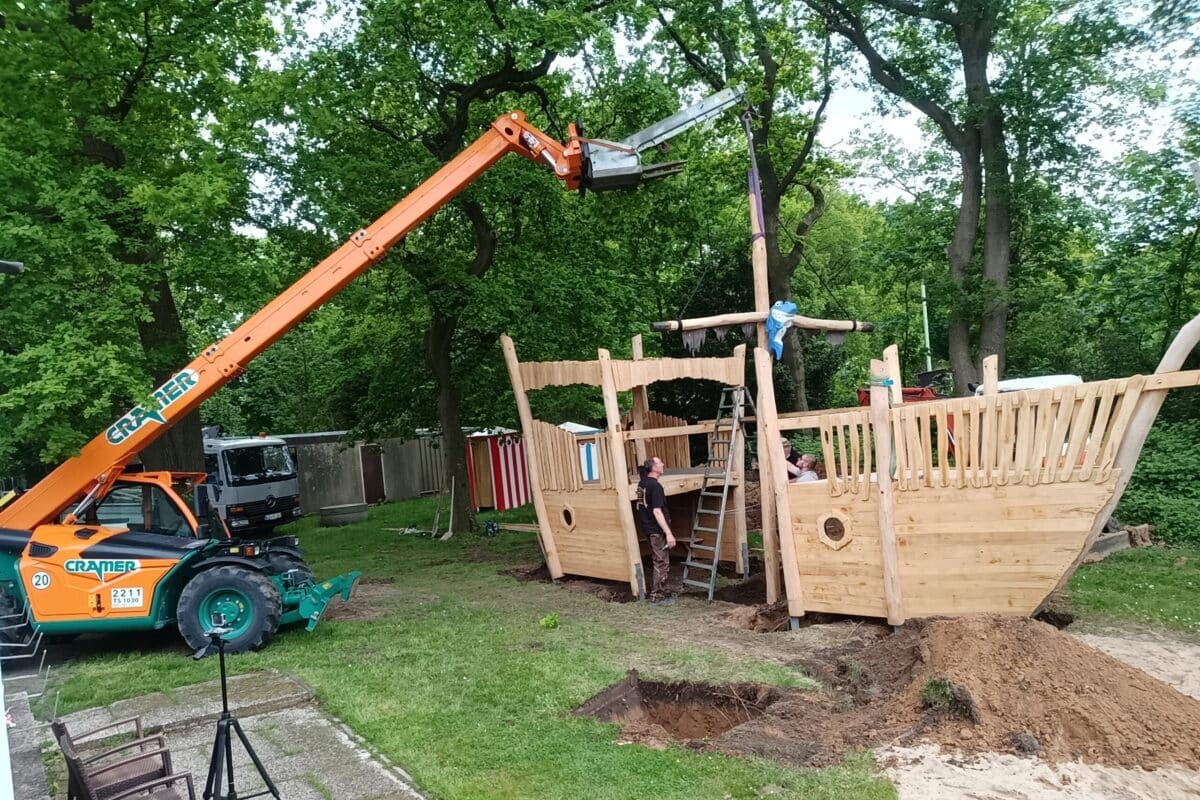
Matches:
[294,442,363,510]
[382,437,446,500]
[292,436,448,511]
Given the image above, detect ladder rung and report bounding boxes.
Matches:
[681,578,714,589]
[688,543,716,552]
[696,507,722,514]
[683,560,715,571]
[693,525,720,533]
[700,490,724,497]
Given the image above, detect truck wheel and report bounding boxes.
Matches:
[177,566,281,655]
[266,554,314,586]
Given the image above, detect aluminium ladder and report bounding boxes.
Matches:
[680,385,754,601]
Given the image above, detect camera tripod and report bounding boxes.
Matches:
[196,626,281,800]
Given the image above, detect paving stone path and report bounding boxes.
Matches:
[8,670,424,800]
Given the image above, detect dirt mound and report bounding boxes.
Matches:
[718,616,1200,770]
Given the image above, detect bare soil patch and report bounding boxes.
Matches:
[322,578,406,622]
[723,601,791,633]
[715,616,1200,771]
[573,670,779,748]
[502,564,635,603]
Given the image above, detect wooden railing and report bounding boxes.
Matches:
[622,411,690,471]
[528,420,584,492]
[814,376,1152,495]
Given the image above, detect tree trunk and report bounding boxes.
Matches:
[962,11,1011,378]
[763,188,816,411]
[947,140,983,393]
[136,275,205,472]
[69,0,203,472]
[426,313,476,533]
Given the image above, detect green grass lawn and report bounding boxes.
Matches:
[1068,545,1200,635]
[47,498,894,800]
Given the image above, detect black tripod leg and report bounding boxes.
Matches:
[231,718,282,799]
[225,715,238,799]
[205,718,229,800]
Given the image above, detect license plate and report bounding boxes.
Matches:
[111,588,143,609]
[265,512,282,521]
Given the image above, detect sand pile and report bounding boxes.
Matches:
[716,616,1200,770]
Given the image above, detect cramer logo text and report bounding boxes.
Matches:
[106,369,200,445]
[64,559,140,581]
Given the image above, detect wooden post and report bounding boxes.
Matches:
[883,345,903,404]
[499,335,564,579]
[982,354,999,395]
[630,335,650,468]
[750,175,781,603]
[598,348,647,599]
[753,348,806,621]
[869,359,905,625]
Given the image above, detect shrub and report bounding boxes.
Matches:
[1117,420,1200,545]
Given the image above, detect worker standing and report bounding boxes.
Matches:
[636,456,676,605]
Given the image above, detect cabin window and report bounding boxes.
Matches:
[816,511,851,551]
[560,506,576,531]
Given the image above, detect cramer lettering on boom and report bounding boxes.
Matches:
[105,369,200,445]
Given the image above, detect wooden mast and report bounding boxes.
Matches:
[749,171,782,604]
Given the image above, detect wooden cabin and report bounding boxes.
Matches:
[500,336,748,598]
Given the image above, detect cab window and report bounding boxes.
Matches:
[90,483,193,537]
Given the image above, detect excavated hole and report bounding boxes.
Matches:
[572,670,779,743]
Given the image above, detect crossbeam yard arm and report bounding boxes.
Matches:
[650,310,875,334]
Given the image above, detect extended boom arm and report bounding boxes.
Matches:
[0,89,744,530]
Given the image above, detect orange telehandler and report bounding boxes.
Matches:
[0,88,744,654]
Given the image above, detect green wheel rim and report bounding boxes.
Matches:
[198,587,254,639]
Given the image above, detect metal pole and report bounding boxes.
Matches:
[920,280,933,372]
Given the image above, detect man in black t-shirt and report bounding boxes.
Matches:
[636,456,676,605]
[781,437,803,480]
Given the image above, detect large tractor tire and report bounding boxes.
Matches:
[177,566,281,654]
[265,553,314,587]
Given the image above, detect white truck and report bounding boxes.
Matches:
[200,427,303,535]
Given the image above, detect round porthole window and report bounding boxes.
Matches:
[560,506,576,531]
[823,517,845,542]
[817,511,851,551]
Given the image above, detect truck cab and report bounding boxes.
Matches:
[201,428,302,535]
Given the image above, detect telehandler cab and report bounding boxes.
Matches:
[0,87,744,654]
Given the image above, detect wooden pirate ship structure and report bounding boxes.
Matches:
[500,134,1200,626]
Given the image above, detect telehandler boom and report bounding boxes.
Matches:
[0,88,744,653]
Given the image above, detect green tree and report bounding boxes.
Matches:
[271,0,625,530]
[0,1,275,476]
